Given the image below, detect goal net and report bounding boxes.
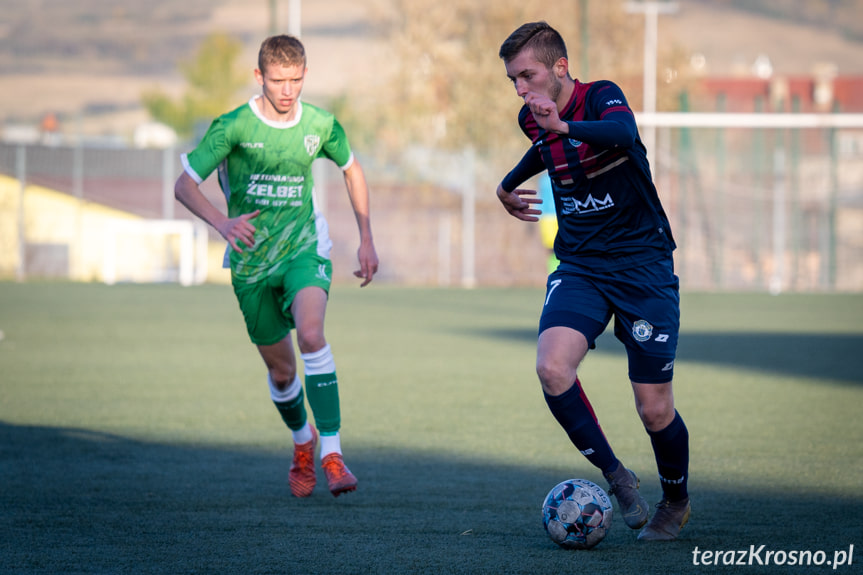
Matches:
[635,112,863,292]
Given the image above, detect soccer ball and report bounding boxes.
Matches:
[541,479,613,549]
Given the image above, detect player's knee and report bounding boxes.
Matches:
[536,358,576,394]
[267,357,298,389]
[296,328,326,355]
[269,366,297,390]
[637,399,675,431]
[269,373,302,402]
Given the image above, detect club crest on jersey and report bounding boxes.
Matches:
[568,139,583,147]
[632,319,653,342]
[304,135,321,156]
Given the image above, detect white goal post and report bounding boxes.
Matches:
[637,112,863,177]
[635,112,863,129]
[102,219,209,286]
[632,111,863,293]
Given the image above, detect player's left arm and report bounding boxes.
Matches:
[324,117,379,286]
[342,158,379,287]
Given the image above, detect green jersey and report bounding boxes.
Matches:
[181,97,353,282]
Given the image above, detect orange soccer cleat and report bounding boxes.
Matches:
[321,453,358,497]
[288,426,318,498]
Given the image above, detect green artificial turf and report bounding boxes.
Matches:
[1,282,861,574]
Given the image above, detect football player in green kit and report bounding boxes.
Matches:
[175,35,378,498]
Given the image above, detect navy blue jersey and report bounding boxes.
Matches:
[502,80,676,272]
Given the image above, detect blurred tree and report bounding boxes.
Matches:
[336,0,694,167]
[141,33,249,141]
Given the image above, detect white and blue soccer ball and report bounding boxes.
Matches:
[541,478,613,549]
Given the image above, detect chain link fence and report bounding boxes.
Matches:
[1,117,862,291]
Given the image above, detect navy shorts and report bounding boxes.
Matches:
[538,258,680,383]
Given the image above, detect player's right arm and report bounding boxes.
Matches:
[174,171,259,253]
[497,146,545,222]
[176,113,260,253]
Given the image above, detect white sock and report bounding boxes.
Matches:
[268,375,312,444]
[292,422,314,445]
[301,343,336,375]
[320,432,342,458]
[268,373,302,403]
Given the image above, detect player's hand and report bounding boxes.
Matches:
[354,240,379,287]
[218,209,260,253]
[496,185,542,222]
[524,92,568,135]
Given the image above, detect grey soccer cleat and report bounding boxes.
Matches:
[637,497,691,541]
[604,464,649,529]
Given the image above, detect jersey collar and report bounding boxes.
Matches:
[560,80,580,119]
[249,96,304,129]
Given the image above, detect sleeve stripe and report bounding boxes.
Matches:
[599,106,632,119]
[180,153,205,184]
[340,152,355,172]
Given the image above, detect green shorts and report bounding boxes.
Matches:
[232,253,332,346]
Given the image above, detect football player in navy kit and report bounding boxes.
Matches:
[496,21,690,541]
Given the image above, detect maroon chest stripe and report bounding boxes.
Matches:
[522,81,626,185]
[551,82,593,183]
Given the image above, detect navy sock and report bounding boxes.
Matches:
[544,378,618,473]
[647,410,690,502]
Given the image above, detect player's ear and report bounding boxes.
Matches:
[254,68,264,86]
[553,57,569,79]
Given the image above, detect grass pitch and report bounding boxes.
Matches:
[1,282,862,574]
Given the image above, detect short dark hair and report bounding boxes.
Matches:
[258,35,306,72]
[499,21,568,69]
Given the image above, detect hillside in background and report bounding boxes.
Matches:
[0,0,860,140]
[0,0,227,76]
[693,0,863,43]
[665,0,863,78]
